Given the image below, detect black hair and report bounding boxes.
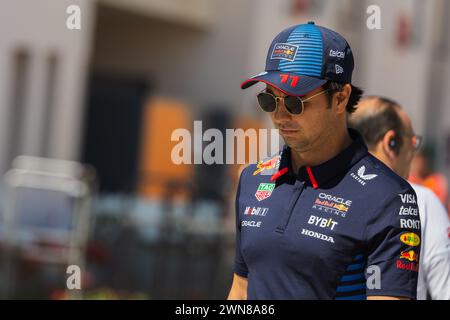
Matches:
[323,81,364,114]
[347,96,405,153]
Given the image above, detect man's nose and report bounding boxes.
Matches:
[273,98,291,122]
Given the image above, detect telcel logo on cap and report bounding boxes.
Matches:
[271,43,299,62]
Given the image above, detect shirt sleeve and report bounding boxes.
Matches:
[365,187,421,299]
[417,187,450,300]
[233,173,249,278]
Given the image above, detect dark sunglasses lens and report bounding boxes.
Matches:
[257,93,276,112]
[284,96,303,115]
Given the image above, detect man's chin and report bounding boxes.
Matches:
[282,137,309,151]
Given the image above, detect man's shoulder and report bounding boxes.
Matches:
[349,154,420,227]
[353,153,415,197]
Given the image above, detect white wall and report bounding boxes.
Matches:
[92,0,254,115]
[357,0,436,137]
[0,0,95,175]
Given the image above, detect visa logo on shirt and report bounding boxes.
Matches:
[399,193,417,204]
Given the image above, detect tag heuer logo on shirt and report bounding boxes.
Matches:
[255,183,275,201]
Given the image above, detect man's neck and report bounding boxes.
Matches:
[290,129,353,174]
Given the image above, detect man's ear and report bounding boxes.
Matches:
[334,84,351,114]
[381,129,398,160]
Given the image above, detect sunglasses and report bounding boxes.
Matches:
[256,89,329,115]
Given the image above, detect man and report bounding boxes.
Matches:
[348,96,450,300]
[227,22,421,300]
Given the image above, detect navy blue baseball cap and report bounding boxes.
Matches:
[241,22,354,96]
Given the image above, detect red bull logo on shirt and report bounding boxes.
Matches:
[399,250,419,262]
[333,204,349,212]
[253,156,280,176]
[312,193,352,217]
[396,260,419,272]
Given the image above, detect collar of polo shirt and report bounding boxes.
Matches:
[276,129,368,188]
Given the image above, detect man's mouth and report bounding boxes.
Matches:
[279,128,299,135]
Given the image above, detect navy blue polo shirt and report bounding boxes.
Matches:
[234,129,421,300]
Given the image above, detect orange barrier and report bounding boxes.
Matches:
[137,97,192,200]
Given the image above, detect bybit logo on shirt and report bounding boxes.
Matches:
[307,215,338,231]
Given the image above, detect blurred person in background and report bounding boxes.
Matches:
[348,96,450,300]
[409,151,449,216]
[227,22,421,300]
